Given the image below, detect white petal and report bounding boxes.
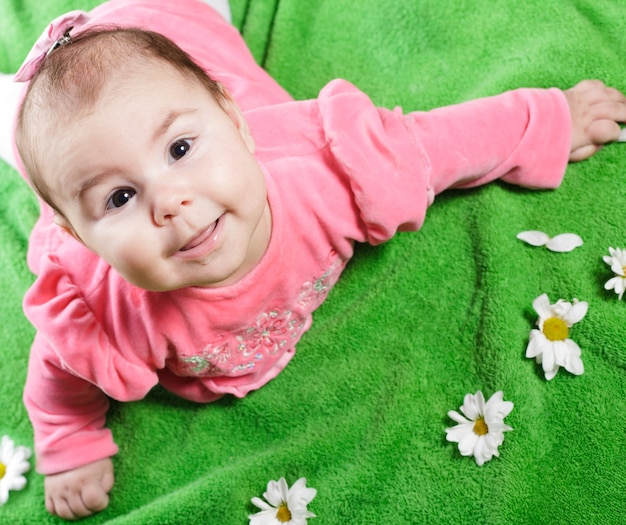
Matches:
[605,277,626,301]
[461,392,484,421]
[563,300,588,325]
[7,477,26,491]
[564,338,582,357]
[249,509,279,525]
[288,478,316,507]
[552,340,569,367]
[264,478,288,507]
[250,497,273,511]
[445,422,473,443]
[565,354,584,376]
[458,431,479,457]
[541,343,556,373]
[544,365,559,380]
[526,331,545,358]
[564,339,584,375]
[517,230,550,246]
[473,437,497,466]
[532,294,551,318]
[497,400,514,419]
[604,276,620,291]
[484,391,514,420]
[447,410,470,425]
[545,233,583,252]
[610,260,625,276]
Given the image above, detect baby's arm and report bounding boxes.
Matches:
[25,333,119,518]
[565,80,626,161]
[44,458,114,520]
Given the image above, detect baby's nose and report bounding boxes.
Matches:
[151,181,192,225]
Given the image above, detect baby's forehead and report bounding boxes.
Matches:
[53,57,190,122]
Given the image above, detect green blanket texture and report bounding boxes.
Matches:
[2,0,626,523]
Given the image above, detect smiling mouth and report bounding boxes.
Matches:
[176,216,222,259]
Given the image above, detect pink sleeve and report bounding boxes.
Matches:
[405,87,571,196]
[314,81,570,245]
[23,252,160,474]
[24,332,118,475]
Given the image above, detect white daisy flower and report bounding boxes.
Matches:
[517,231,583,252]
[526,293,587,380]
[0,435,32,506]
[249,477,317,525]
[603,247,626,300]
[445,391,513,466]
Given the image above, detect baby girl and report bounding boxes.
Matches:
[4,0,626,519]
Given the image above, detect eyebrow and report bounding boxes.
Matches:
[73,170,118,201]
[151,108,197,144]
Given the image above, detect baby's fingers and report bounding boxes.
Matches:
[587,118,622,145]
[589,98,626,127]
[81,482,111,513]
[569,79,626,102]
[46,494,92,521]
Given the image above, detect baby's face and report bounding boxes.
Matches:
[44,62,271,291]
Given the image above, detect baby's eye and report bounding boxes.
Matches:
[106,188,136,210]
[168,139,192,163]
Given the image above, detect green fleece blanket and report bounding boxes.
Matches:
[1,1,626,523]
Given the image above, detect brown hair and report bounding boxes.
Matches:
[15,27,224,214]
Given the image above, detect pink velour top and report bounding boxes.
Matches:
[19,0,571,474]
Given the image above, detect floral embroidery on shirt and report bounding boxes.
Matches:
[297,257,343,309]
[177,310,305,376]
[236,310,302,357]
[175,258,344,377]
[180,356,227,376]
[179,341,232,376]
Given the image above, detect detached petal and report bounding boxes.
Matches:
[545,233,583,252]
[517,230,550,246]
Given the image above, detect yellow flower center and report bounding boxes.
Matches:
[473,418,489,436]
[542,317,569,341]
[276,503,292,522]
[0,462,6,479]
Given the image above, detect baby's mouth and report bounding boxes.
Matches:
[176,216,222,259]
[180,218,219,251]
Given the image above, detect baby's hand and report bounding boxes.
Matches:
[44,457,114,520]
[564,80,626,162]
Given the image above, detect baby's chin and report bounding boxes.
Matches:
[120,272,226,292]
[117,271,187,293]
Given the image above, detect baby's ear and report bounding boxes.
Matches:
[53,213,83,243]
[218,86,255,153]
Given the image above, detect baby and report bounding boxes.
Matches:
[5,0,626,520]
